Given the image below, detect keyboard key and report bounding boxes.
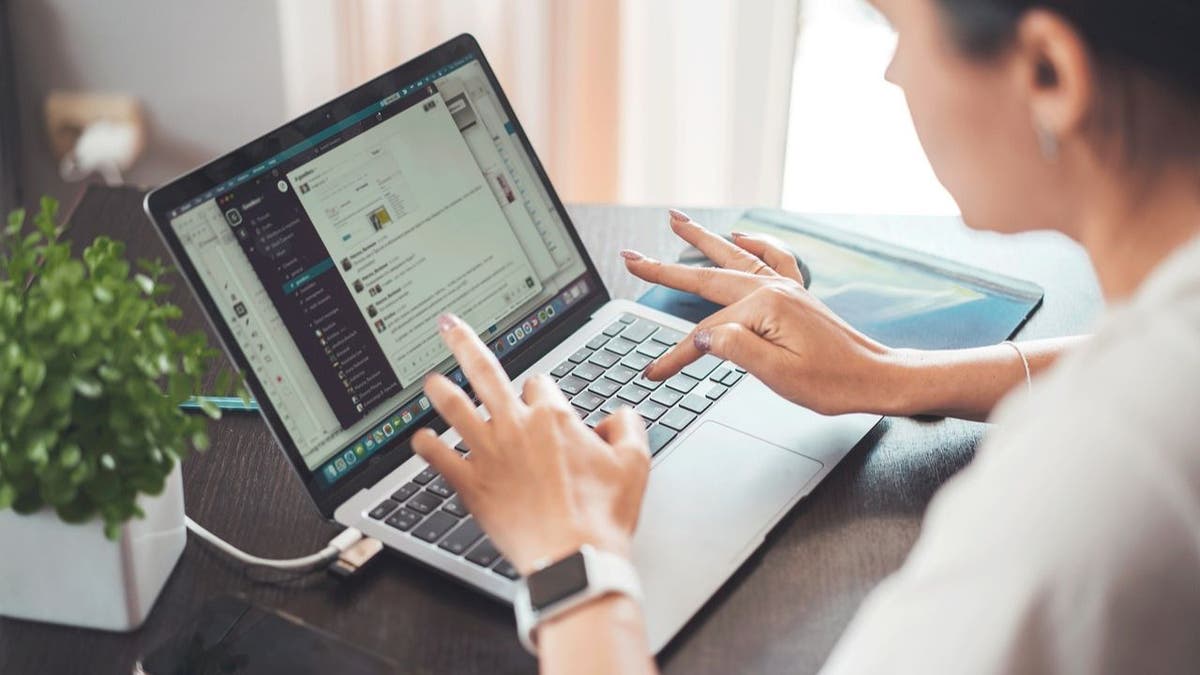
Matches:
[571,362,606,381]
[413,511,458,543]
[551,361,575,378]
[585,409,609,428]
[631,375,662,391]
[617,383,651,404]
[493,559,521,580]
[618,313,637,324]
[706,383,729,400]
[682,355,723,380]
[652,328,686,345]
[665,374,700,393]
[733,365,747,374]
[660,407,698,431]
[427,476,456,499]
[723,371,745,386]
[406,491,444,515]
[369,499,399,520]
[439,518,485,555]
[648,425,677,456]
[588,378,622,398]
[636,341,668,358]
[558,375,588,396]
[604,365,638,384]
[604,337,638,356]
[650,387,683,407]
[589,350,620,368]
[602,321,625,337]
[568,347,593,364]
[466,538,502,567]
[601,398,628,414]
[454,441,470,454]
[572,390,606,412]
[679,394,713,414]
[572,406,590,419]
[442,495,469,518]
[635,399,669,421]
[385,508,422,531]
[621,352,653,371]
[709,366,732,383]
[586,334,610,350]
[620,320,658,343]
[413,467,439,485]
[391,483,420,503]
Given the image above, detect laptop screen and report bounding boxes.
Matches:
[163,54,591,488]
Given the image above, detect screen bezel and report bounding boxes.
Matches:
[144,34,610,518]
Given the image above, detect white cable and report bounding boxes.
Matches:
[184,516,362,570]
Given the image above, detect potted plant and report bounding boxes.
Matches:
[0,197,227,631]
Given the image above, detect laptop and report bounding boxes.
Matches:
[144,34,880,653]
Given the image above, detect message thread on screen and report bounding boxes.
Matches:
[170,57,588,477]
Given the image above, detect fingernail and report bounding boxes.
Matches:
[730,231,749,239]
[437,313,459,332]
[619,249,644,261]
[694,329,712,353]
[642,360,656,376]
[668,208,689,222]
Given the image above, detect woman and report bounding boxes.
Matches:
[413,0,1200,672]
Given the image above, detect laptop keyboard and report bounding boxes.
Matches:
[364,313,747,580]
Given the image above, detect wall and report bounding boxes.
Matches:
[9,0,288,209]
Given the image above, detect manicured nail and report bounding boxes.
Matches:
[642,360,656,376]
[668,208,689,222]
[730,231,749,239]
[694,329,712,353]
[437,313,459,332]
[620,249,644,261]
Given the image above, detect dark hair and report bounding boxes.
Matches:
[935,0,1200,163]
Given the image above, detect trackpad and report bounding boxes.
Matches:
[632,422,823,645]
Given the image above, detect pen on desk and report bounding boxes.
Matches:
[179,396,260,413]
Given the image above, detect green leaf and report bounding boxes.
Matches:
[198,399,221,420]
[0,483,15,509]
[6,207,24,235]
[73,377,103,398]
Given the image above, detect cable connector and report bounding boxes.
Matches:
[185,516,364,572]
[328,536,384,578]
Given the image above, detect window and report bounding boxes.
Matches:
[781,0,959,216]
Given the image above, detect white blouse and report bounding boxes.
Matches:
[821,235,1200,674]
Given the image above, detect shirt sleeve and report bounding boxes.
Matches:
[820,304,1200,675]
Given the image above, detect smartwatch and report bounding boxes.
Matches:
[513,544,643,655]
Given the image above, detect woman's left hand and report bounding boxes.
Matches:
[411,313,651,575]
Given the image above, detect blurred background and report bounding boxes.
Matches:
[1,0,956,216]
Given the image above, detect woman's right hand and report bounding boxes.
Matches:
[621,210,908,417]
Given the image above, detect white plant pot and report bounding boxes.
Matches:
[0,464,186,631]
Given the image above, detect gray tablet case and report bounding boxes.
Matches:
[638,209,1044,350]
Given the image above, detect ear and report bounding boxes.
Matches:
[1011,9,1096,141]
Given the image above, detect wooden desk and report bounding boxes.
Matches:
[0,186,1102,674]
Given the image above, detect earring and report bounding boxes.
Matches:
[1035,121,1059,161]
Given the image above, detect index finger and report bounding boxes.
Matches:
[622,253,766,306]
[668,210,777,275]
[643,300,759,381]
[436,313,518,415]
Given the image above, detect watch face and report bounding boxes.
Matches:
[528,551,588,611]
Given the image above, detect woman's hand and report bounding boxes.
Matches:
[412,313,651,575]
[621,210,906,417]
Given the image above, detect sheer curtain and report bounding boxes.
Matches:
[275,0,799,207]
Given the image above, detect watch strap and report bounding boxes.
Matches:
[514,545,643,655]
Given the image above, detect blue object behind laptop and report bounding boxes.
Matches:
[638,209,1044,350]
